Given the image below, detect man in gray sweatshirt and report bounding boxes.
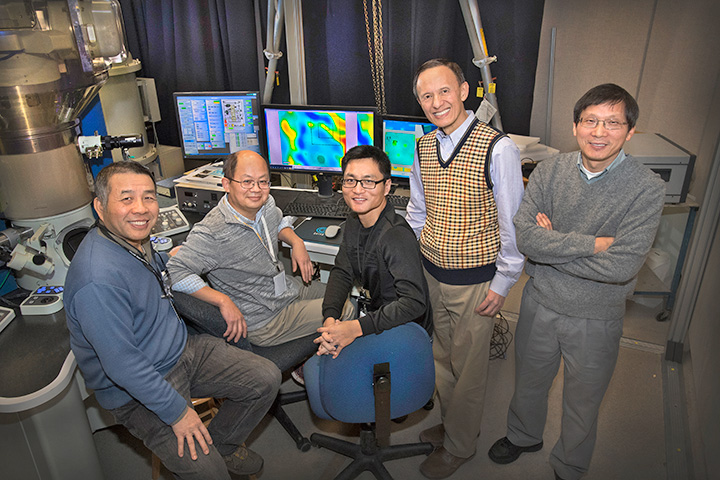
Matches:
[167,150,353,347]
[488,84,665,480]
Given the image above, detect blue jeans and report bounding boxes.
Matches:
[110,334,281,480]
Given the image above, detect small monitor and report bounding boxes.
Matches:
[174,91,261,160]
[382,114,436,179]
[263,104,378,196]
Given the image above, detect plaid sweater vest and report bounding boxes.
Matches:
[417,119,502,271]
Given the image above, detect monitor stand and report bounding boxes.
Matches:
[316,173,335,198]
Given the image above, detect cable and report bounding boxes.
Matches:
[0,269,10,291]
[489,311,513,360]
[0,285,31,309]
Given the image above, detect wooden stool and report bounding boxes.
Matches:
[151,397,218,479]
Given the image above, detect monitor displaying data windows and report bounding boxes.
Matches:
[263,104,378,196]
[382,114,436,179]
[174,91,261,160]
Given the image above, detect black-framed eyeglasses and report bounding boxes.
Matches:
[578,117,628,131]
[226,177,271,189]
[342,177,388,190]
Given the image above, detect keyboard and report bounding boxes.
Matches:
[152,205,191,237]
[387,194,410,209]
[282,202,353,219]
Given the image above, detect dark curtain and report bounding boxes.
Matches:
[303,0,545,135]
[118,0,544,147]
[118,0,260,147]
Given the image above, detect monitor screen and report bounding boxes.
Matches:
[174,91,261,160]
[263,104,377,175]
[382,114,436,179]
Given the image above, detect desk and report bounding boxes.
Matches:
[283,218,342,282]
[0,309,104,479]
[634,202,700,321]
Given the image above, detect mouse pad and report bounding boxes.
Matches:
[293,217,345,246]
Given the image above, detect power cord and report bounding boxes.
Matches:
[490,311,513,360]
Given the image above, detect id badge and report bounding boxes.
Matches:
[273,270,287,296]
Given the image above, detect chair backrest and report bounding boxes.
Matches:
[304,322,434,423]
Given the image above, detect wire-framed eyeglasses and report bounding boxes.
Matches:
[226,177,271,189]
[578,117,628,131]
[342,177,388,190]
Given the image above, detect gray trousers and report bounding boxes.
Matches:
[110,334,281,480]
[507,279,622,480]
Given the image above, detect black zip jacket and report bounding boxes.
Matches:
[322,201,433,337]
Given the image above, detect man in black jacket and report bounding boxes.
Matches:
[315,145,432,357]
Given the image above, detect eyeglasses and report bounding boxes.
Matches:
[578,117,628,131]
[342,177,388,190]
[226,177,271,189]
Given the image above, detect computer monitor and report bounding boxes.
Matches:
[382,114,436,179]
[173,91,261,160]
[263,104,378,196]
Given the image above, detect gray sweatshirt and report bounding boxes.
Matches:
[167,195,300,331]
[513,152,665,321]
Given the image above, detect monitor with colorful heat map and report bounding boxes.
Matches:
[262,104,378,195]
[381,114,436,179]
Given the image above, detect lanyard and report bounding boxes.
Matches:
[226,198,279,268]
[95,223,178,307]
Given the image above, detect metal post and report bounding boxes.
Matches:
[458,0,503,131]
[262,0,285,105]
[665,135,720,362]
[545,27,557,145]
[283,0,308,105]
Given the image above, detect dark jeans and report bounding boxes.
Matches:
[110,334,281,480]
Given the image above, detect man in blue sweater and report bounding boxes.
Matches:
[64,162,280,479]
[488,84,665,480]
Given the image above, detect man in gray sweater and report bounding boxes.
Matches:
[488,84,665,480]
[167,150,353,347]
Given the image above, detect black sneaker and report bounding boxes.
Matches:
[223,445,263,475]
[488,436,543,464]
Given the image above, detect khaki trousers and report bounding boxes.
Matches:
[425,267,495,458]
[249,281,355,347]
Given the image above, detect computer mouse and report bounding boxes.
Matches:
[325,225,341,239]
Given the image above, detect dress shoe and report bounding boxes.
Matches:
[419,446,474,479]
[488,436,543,464]
[419,423,445,448]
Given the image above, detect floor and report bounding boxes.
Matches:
[93,273,675,480]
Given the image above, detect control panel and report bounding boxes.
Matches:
[151,235,173,252]
[152,205,190,237]
[175,182,224,214]
[20,286,64,316]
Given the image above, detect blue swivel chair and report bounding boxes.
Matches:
[304,322,435,480]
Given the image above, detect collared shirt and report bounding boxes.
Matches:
[405,111,525,297]
[576,150,626,183]
[172,194,294,294]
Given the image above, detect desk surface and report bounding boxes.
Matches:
[0,308,76,412]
